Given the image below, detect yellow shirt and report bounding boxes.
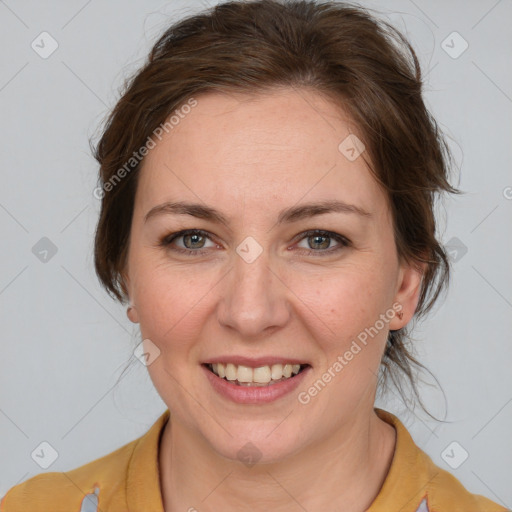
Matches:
[1,408,508,512]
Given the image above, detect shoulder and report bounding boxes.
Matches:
[1,410,170,512]
[0,437,137,512]
[425,465,508,512]
[373,408,509,512]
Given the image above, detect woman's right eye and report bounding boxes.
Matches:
[160,229,218,255]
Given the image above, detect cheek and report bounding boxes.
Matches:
[293,272,392,409]
[294,264,393,340]
[130,256,210,342]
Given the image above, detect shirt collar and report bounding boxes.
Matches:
[124,407,432,512]
[368,408,436,512]
[126,408,170,512]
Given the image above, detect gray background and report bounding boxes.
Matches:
[1,0,511,506]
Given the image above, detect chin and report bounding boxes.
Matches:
[200,419,309,467]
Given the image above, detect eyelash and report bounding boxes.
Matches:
[159,229,350,257]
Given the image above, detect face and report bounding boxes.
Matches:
[123,88,422,463]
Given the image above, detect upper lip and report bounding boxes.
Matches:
[203,356,311,368]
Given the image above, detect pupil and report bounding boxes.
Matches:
[186,234,204,249]
[310,235,329,250]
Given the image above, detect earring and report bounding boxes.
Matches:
[397,311,404,320]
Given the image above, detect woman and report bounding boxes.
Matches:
[1,1,507,511]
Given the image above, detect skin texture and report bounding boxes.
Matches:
[123,88,423,512]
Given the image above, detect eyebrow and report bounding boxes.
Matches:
[144,199,372,226]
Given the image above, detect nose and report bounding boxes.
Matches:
[216,244,291,338]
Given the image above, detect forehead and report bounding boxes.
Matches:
[135,88,386,219]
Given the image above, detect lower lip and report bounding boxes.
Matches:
[202,364,311,404]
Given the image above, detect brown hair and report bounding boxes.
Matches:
[92,0,457,417]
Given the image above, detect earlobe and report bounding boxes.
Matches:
[126,304,140,323]
[121,269,140,324]
[389,261,425,330]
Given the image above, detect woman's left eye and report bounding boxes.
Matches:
[295,230,350,254]
[160,229,350,256]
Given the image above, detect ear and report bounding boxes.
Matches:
[121,267,140,324]
[126,305,140,324]
[388,259,425,330]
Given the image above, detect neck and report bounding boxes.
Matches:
[159,406,396,512]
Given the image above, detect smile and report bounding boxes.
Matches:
[206,362,308,386]
[202,361,311,404]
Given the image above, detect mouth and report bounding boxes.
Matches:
[203,362,310,387]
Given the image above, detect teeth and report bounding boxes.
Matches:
[208,362,305,385]
[271,363,283,380]
[225,363,237,381]
[253,366,271,383]
[237,365,253,383]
